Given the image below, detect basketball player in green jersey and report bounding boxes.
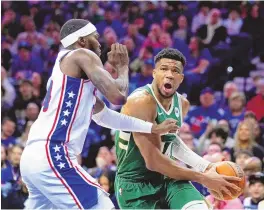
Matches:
[115,48,242,209]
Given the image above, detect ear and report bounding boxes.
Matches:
[78,37,86,47]
[180,74,184,83]
[152,68,156,79]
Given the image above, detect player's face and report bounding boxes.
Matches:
[153,58,184,98]
[83,31,101,56]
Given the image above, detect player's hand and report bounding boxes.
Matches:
[202,165,242,200]
[151,119,179,135]
[107,43,129,69]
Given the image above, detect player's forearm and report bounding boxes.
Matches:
[114,66,129,96]
[148,148,206,183]
[92,105,153,133]
[170,135,211,172]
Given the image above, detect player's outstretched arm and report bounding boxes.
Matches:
[74,45,128,105]
[123,93,241,199]
[92,97,178,135]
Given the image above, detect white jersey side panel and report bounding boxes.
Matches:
[27,50,96,155]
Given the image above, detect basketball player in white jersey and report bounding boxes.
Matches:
[20,19,178,209]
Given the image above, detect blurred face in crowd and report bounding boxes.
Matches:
[19,82,33,99]
[123,38,135,52]
[141,63,153,77]
[150,24,161,38]
[3,9,16,23]
[104,10,114,22]
[159,33,172,48]
[180,133,194,150]
[210,9,220,25]
[104,62,118,79]
[224,82,238,99]
[179,122,191,134]
[1,146,7,162]
[104,31,117,46]
[134,17,144,28]
[210,132,225,145]
[207,143,222,155]
[189,37,199,52]
[99,175,110,193]
[249,182,264,201]
[251,5,259,18]
[237,123,250,142]
[235,153,251,169]
[25,19,36,32]
[200,92,214,107]
[10,146,23,167]
[229,95,245,112]
[177,15,188,29]
[31,72,42,87]
[127,24,138,37]
[96,147,113,169]
[161,18,172,31]
[153,58,184,98]
[26,103,40,121]
[244,157,262,176]
[200,6,210,15]
[229,10,240,21]
[18,48,31,61]
[256,79,264,96]
[218,120,229,132]
[2,119,16,138]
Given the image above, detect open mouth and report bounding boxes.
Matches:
[163,83,173,93]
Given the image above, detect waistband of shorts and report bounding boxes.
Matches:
[116,174,164,183]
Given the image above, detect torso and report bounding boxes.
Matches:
[27,50,97,155]
[115,84,183,181]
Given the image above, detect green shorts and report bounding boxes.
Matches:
[115,176,206,209]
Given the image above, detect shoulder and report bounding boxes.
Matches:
[122,89,157,119]
[178,93,190,107]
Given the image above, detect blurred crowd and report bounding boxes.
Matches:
[1,1,264,209]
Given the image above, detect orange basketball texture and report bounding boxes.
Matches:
[212,161,246,200]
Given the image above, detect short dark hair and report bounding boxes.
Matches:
[208,126,229,143]
[60,19,90,40]
[154,48,186,67]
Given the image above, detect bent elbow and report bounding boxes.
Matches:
[145,157,157,172]
[110,93,127,105]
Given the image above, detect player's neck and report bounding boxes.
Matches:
[152,84,173,112]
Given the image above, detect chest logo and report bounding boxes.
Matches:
[175,107,180,118]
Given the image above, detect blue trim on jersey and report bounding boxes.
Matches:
[51,76,81,142]
[49,142,98,209]
[48,76,98,208]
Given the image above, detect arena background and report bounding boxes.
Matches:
[1,1,264,209]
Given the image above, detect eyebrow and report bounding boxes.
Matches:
[160,65,180,70]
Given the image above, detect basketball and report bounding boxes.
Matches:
[212,161,246,200]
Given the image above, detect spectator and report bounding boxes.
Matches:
[191,2,211,33]
[100,28,117,64]
[179,132,196,152]
[223,7,243,36]
[87,2,104,25]
[142,24,162,50]
[225,92,246,136]
[241,4,264,56]
[246,78,264,122]
[11,41,44,80]
[185,87,225,138]
[1,118,16,148]
[121,37,138,62]
[1,66,16,112]
[173,15,192,44]
[235,150,253,170]
[143,2,164,30]
[243,173,264,210]
[1,145,23,184]
[153,32,173,55]
[230,121,264,162]
[244,157,263,176]
[129,58,153,94]
[96,6,125,39]
[196,8,227,48]
[246,71,263,101]
[98,170,119,209]
[124,23,145,53]
[206,142,223,156]
[219,81,239,109]
[206,193,244,209]
[180,36,212,94]
[1,145,10,169]
[16,121,33,147]
[161,17,174,34]
[31,72,46,101]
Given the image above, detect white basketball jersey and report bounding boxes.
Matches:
[27,50,96,155]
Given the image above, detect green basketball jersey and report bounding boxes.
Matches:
[115,84,183,180]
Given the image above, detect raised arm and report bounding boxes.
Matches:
[92,97,178,135]
[74,44,129,105]
[122,93,241,199]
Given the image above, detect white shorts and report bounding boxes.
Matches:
[20,141,114,209]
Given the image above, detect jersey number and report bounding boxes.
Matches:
[43,80,53,112]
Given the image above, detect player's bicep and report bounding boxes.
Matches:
[75,49,124,104]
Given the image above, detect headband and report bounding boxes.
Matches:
[60,22,97,48]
